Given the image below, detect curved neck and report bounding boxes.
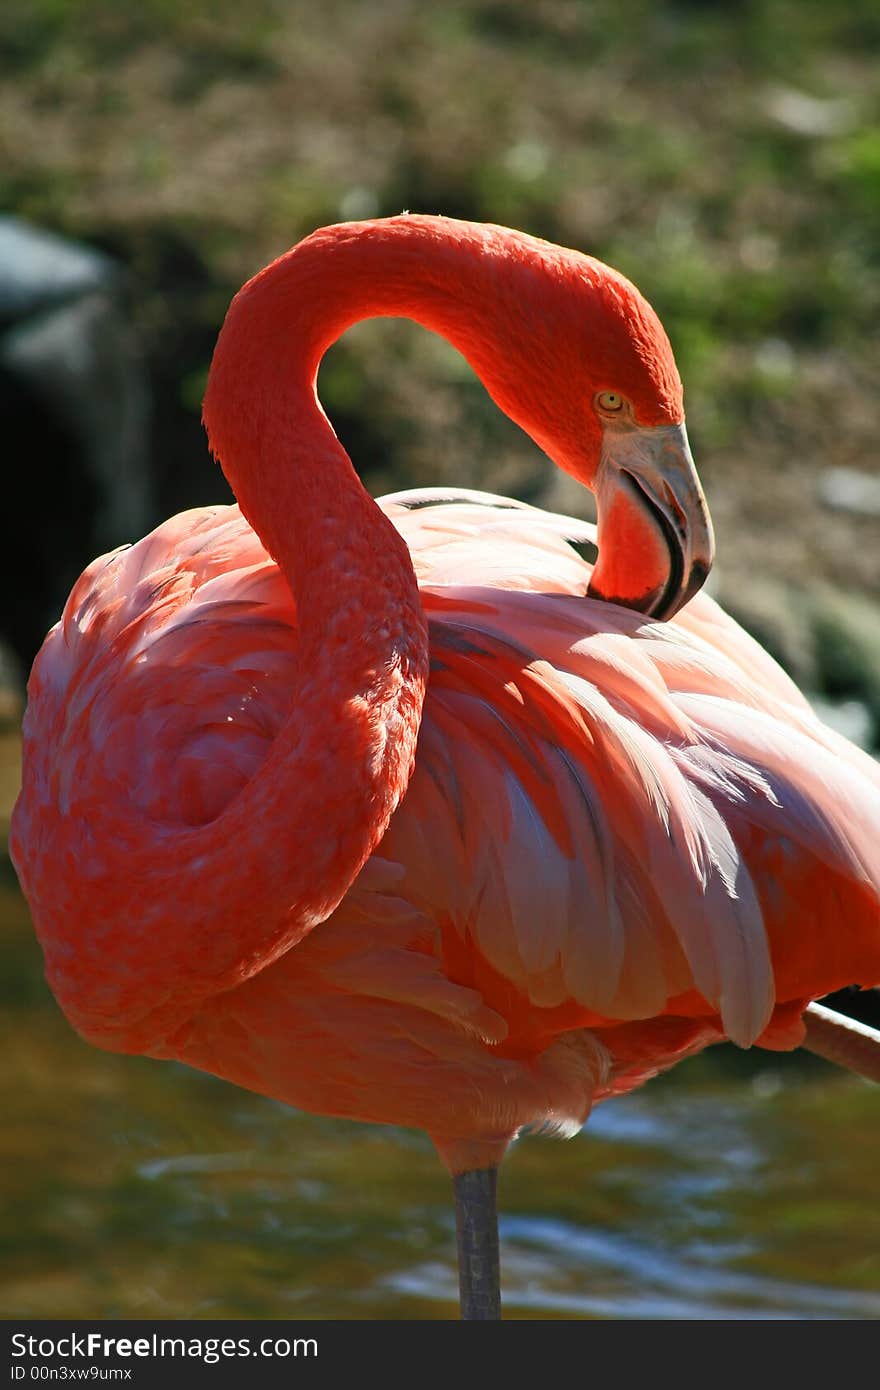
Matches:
[78,221,520,1049]
[201,219,513,792]
[204,217,510,576]
[206,216,584,554]
[195,226,483,972]
[55,216,582,1053]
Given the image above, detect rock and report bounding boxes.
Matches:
[817,466,880,519]
[763,86,856,138]
[0,217,119,326]
[808,695,874,751]
[0,218,153,668]
[715,576,880,751]
[808,586,880,748]
[714,573,818,691]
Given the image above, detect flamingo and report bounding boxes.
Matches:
[10,215,880,1320]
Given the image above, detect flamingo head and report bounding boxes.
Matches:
[584,395,714,624]
[476,232,715,621]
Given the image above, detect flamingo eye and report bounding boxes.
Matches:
[596,391,626,414]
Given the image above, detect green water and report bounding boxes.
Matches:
[2,787,878,1319]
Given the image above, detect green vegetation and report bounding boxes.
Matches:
[1,0,878,630]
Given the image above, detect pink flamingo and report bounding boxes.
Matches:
[11,216,880,1319]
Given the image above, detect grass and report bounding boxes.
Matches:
[1,0,878,619]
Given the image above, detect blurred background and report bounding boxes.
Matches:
[1,0,878,1319]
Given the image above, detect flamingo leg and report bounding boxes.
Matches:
[802,1002,880,1083]
[453,1167,501,1319]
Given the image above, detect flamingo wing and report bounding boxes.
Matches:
[19,491,880,1137]
[376,490,880,1048]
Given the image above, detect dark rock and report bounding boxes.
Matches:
[0,218,153,669]
[809,586,880,746]
[0,217,120,327]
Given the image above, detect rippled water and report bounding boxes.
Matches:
[2,726,878,1320]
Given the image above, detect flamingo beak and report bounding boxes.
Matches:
[587,421,714,621]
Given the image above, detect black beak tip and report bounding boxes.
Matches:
[689,558,711,592]
[654,556,712,621]
[682,557,711,607]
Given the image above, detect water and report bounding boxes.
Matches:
[1,729,878,1320]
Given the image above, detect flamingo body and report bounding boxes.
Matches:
[14,488,880,1171]
[10,217,880,1189]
